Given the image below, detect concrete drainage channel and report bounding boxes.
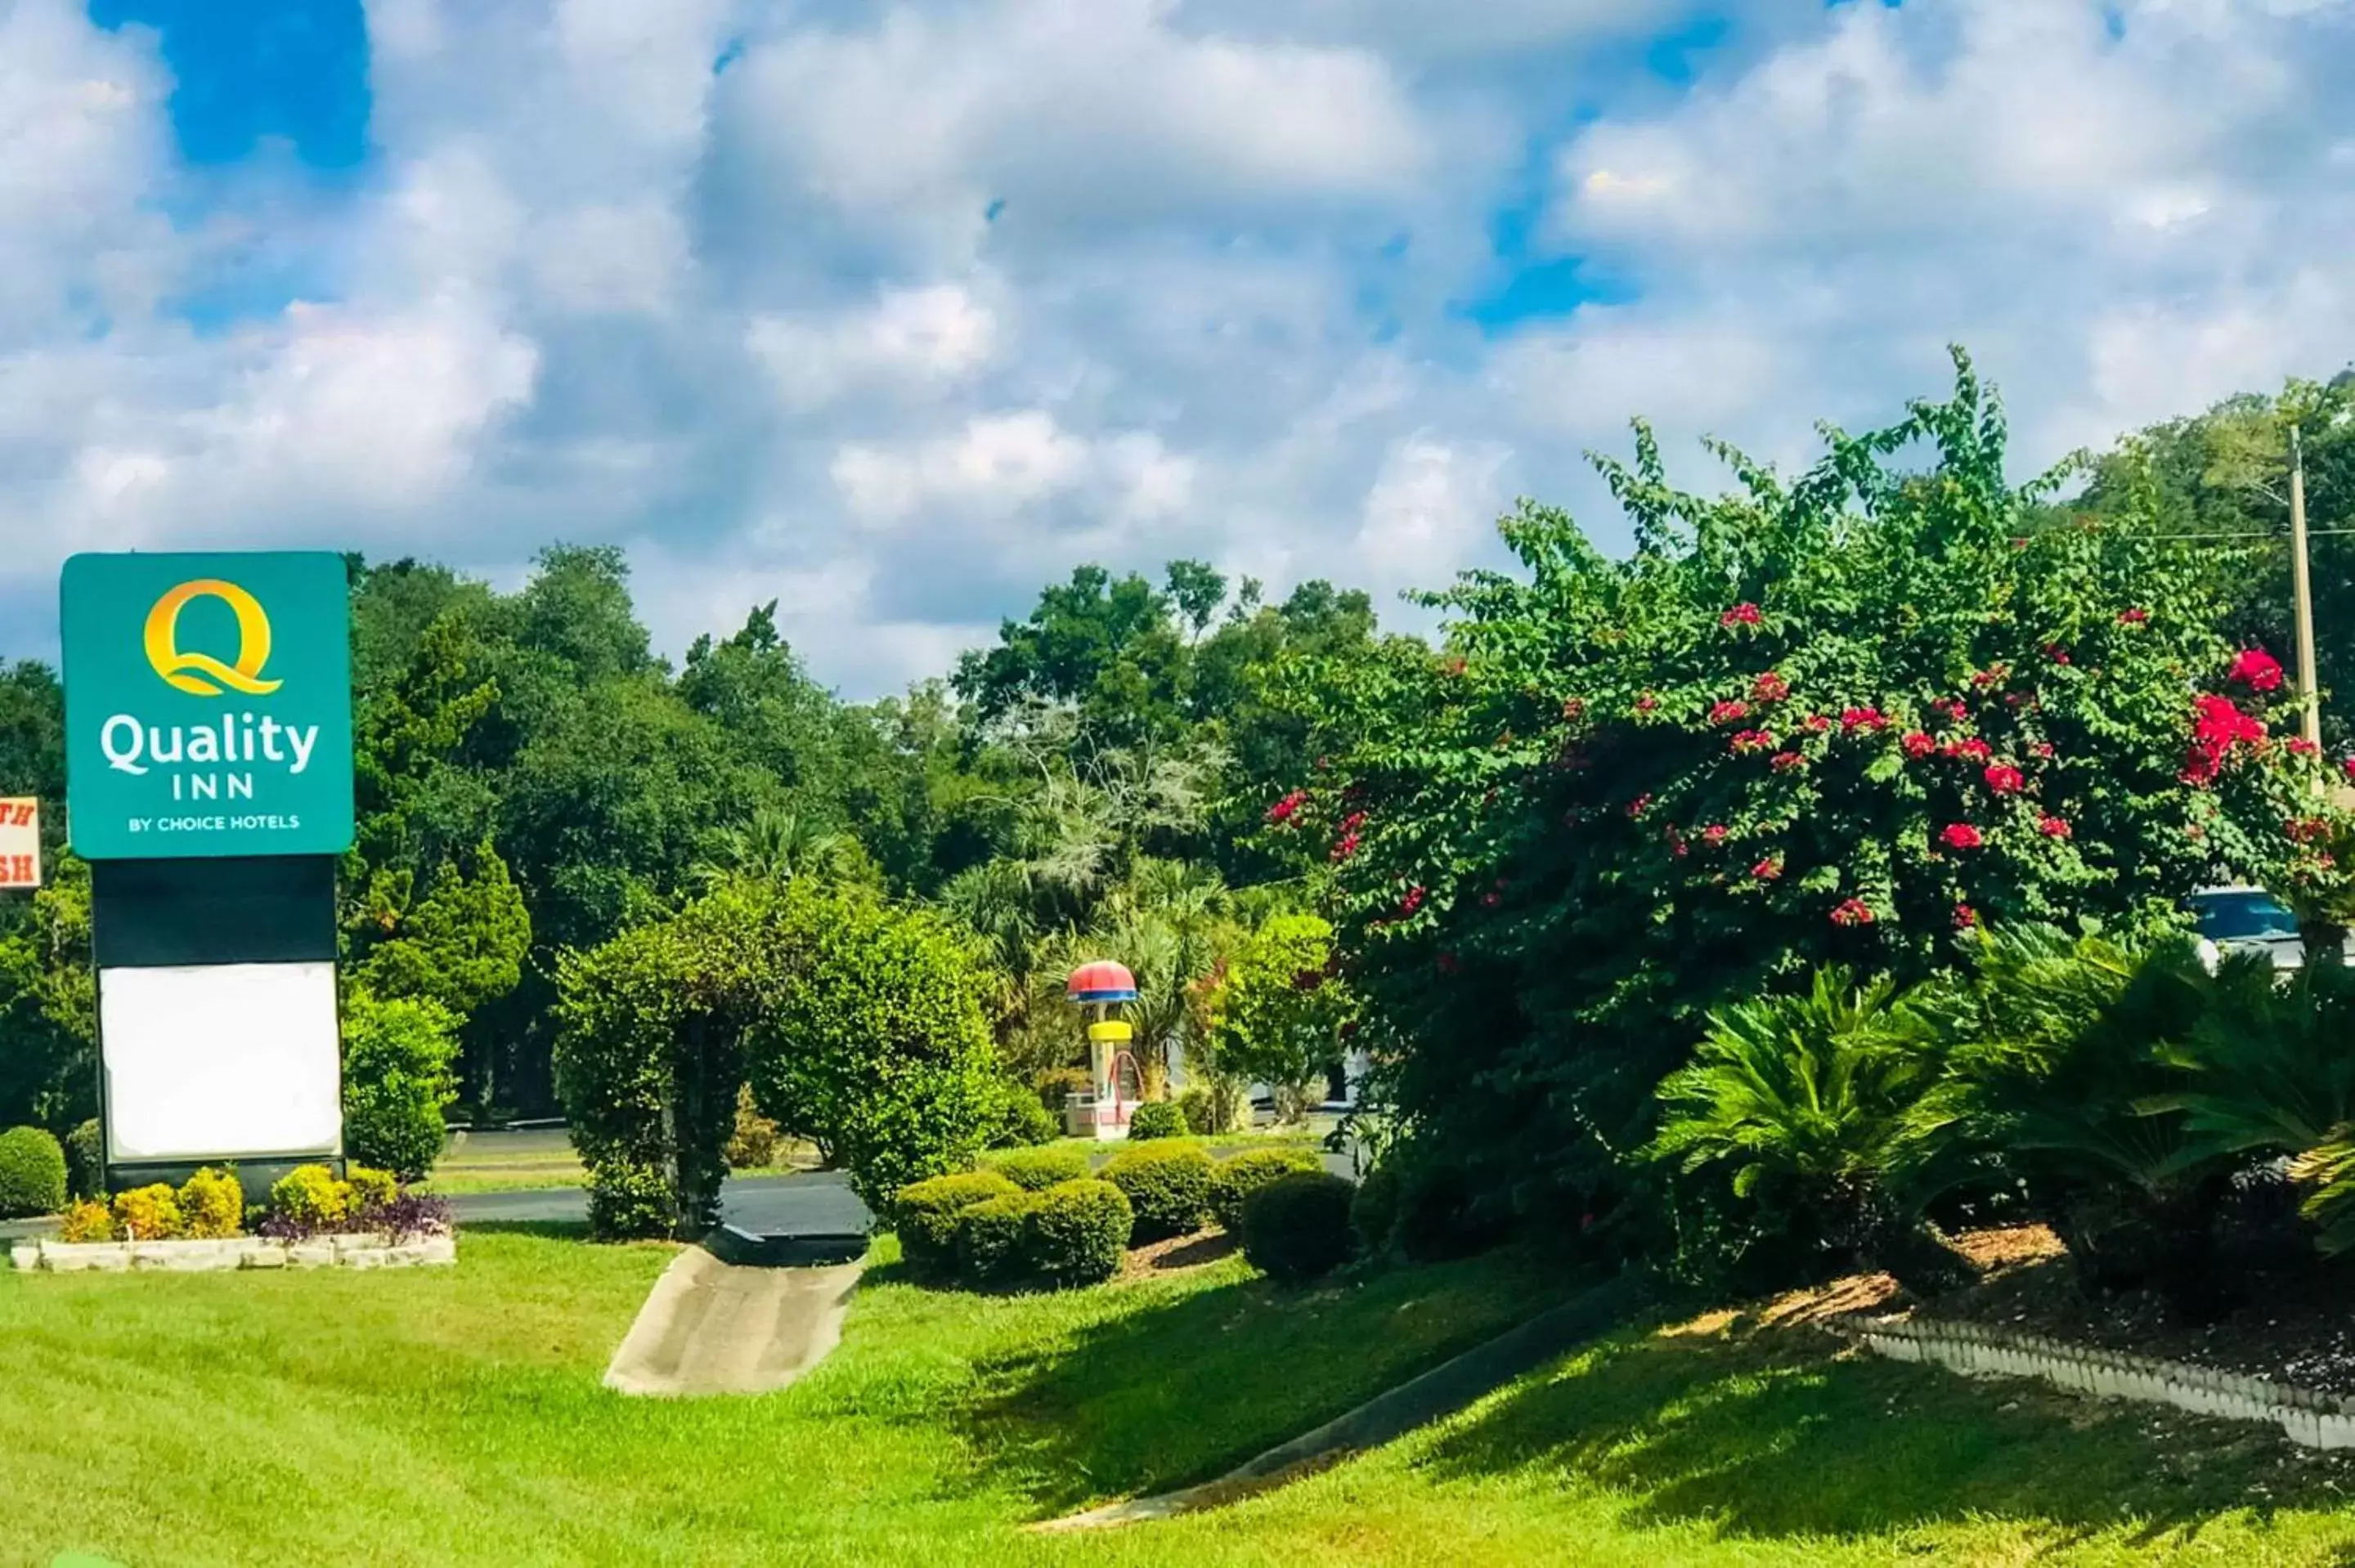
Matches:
[1032,1276,1645,1533]
[603,1226,868,1399]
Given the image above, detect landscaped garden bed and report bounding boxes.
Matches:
[11,1160,454,1276]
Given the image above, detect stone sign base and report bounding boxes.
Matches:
[9,1234,456,1274]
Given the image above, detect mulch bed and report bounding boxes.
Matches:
[1768,1224,2355,1398]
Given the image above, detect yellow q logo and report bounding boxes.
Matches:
[144,580,283,697]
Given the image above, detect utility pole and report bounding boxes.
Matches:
[2292,422,2323,749]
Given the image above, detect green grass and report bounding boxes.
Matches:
[7,1232,2355,1566]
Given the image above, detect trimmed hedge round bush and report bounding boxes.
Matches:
[346,1165,399,1215]
[1124,1100,1186,1140]
[956,1192,1038,1283]
[270,1165,352,1228]
[1210,1146,1323,1232]
[894,1170,1022,1276]
[1028,1178,1131,1286]
[0,1126,68,1218]
[1241,1172,1357,1283]
[1100,1142,1214,1243]
[989,1145,1089,1192]
[1176,1086,1216,1135]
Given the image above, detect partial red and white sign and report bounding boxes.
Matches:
[0,797,38,889]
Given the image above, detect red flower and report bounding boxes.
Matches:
[1953,903,1978,930]
[1901,730,1936,759]
[2344,757,2355,784]
[1721,602,1762,627]
[1636,692,1659,715]
[1770,750,1806,771]
[1711,699,1751,724]
[1803,713,1832,733]
[1840,706,1887,732]
[2039,815,2071,840]
[1752,671,1789,703]
[2031,741,2054,759]
[1626,794,1653,818]
[2290,817,2330,844]
[1702,824,1729,844]
[1929,697,1964,721]
[1830,898,1875,928]
[2228,647,2285,692]
[1983,763,2025,795]
[2119,607,2149,625]
[1666,826,1689,858]
[1730,728,1775,755]
[1561,697,1586,720]
[1339,811,1367,834]
[1398,886,1426,916]
[2184,693,2267,784]
[1971,665,2010,690]
[2043,643,2071,665]
[1752,858,1783,881]
[1940,822,1984,851]
[1266,790,1308,825]
[1330,832,1361,862]
[2289,737,2321,757]
[1945,737,1992,763]
[1482,889,1502,907]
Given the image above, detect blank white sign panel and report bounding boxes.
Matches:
[101,962,343,1163]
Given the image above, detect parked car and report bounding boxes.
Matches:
[2188,885,2321,971]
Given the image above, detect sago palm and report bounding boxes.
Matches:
[1650,966,1969,1290]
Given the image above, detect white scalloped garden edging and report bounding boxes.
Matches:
[7,1234,455,1274]
[1843,1314,2355,1450]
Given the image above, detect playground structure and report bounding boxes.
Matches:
[1064,959,1140,1140]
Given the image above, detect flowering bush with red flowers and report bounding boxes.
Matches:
[1752,671,1790,703]
[1249,352,2330,1231]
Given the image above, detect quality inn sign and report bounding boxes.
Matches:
[61,553,353,860]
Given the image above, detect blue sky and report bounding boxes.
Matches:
[2,0,2350,693]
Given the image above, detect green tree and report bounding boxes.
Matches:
[1206,912,1356,1122]
[1285,350,2324,1228]
[354,843,530,1022]
[340,990,462,1180]
[746,885,999,1209]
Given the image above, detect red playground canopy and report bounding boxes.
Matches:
[1065,959,1138,1004]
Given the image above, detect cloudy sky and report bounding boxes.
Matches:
[3,0,2350,694]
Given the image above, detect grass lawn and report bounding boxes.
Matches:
[7,1230,2355,1566]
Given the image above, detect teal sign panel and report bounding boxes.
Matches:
[61,552,353,860]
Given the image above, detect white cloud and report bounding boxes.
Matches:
[6,0,2355,697]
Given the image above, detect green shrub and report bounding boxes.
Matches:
[1125,1101,1186,1140]
[58,1198,114,1243]
[986,1083,1060,1149]
[0,1126,67,1218]
[178,1167,244,1239]
[1100,1142,1214,1242]
[1034,1067,1090,1110]
[341,991,461,1181]
[894,1170,1021,1276]
[65,1118,103,1200]
[1350,1162,1402,1257]
[1392,1162,1508,1263]
[270,1165,352,1228]
[1028,1179,1131,1286]
[1176,1086,1216,1135]
[955,1192,1038,1283]
[112,1183,184,1240]
[345,1166,399,1214]
[1210,1146,1323,1232]
[1241,1172,1357,1282]
[989,1145,1088,1191]
[586,1160,675,1241]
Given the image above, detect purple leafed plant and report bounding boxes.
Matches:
[257,1190,455,1243]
